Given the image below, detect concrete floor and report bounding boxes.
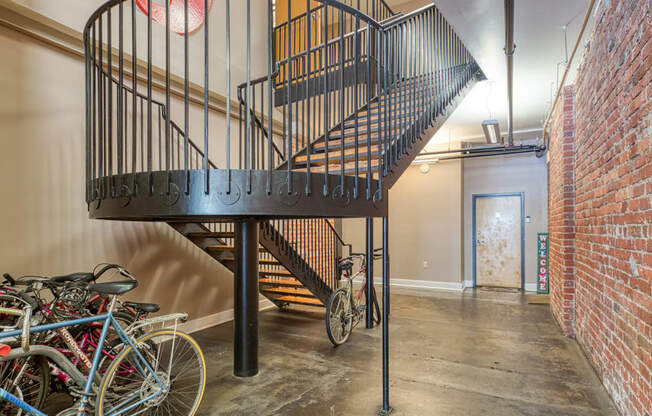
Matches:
[195,287,618,416]
[42,287,617,415]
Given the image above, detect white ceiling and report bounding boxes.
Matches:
[386,0,593,149]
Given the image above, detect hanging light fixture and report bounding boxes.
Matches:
[482,119,502,144]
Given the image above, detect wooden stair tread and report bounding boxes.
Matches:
[259,269,293,277]
[275,295,324,306]
[222,258,280,265]
[206,245,266,252]
[259,278,303,287]
[263,287,314,297]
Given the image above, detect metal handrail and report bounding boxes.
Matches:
[95,63,219,171]
[317,0,383,29]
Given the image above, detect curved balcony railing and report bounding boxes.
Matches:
[83,0,481,219]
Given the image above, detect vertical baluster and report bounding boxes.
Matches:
[140,98,144,171]
[323,7,329,196]
[246,0,252,193]
[107,10,114,197]
[158,106,162,170]
[117,3,123,187]
[184,0,190,193]
[91,24,97,199]
[85,27,92,202]
[239,98,243,169]
[286,0,293,195]
[131,0,137,193]
[305,0,312,196]
[376,28,383,193]
[147,0,153,192]
[203,0,209,194]
[365,24,371,199]
[420,14,425,130]
[98,18,104,197]
[267,0,273,193]
[353,16,360,199]
[251,83,256,171]
[397,24,403,158]
[411,18,417,145]
[392,26,397,165]
[383,28,389,177]
[339,10,345,194]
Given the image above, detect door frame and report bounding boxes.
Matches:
[472,192,525,290]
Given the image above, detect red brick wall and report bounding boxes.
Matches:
[548,85,577,337]
[548,1,651,414]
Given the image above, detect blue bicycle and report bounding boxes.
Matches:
[0,275,206,416]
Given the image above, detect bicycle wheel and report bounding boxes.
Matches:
[326,288,352,346]
[371,285,381,325]
[0,356,50,416]
[96,329,206,416]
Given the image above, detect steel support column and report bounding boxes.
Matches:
[379,214,392,415]
[234,220,259,377]
[366,216,374,329]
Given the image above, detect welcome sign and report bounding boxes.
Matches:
[537,233,549,294]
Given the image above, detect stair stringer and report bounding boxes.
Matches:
[382,69,486,190]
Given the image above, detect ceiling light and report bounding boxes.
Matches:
[413,157,440,165]
[482,120,501,144]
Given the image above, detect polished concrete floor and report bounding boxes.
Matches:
[195,287,618,416]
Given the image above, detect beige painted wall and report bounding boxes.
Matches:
[342,161,464,284]
[463,153,548,289]
[0,24,236,321]
[14,0,270,98]
[341,152,548,290]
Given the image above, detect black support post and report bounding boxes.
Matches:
[234,220,259,377]
[380,214,391,415]
[366,216,374,329]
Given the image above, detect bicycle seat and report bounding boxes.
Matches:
[338,260,354,272]
[0,344,10,357]
[123,301,160,314]
[51,272,95,284]
[88,280,138,295]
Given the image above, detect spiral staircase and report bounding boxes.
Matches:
[82,0,484,393]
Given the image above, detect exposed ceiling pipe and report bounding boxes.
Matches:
[541,0,596,150]
[504,0,515,147]
[418,148,543,163]
[417,144,539,158]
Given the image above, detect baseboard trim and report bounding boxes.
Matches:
[182,299,276,334]
[354,276,464,292]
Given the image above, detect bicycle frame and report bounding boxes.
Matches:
[0,299,167,416]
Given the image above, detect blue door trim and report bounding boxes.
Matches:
[472,192,525,290]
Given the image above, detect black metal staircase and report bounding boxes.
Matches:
[81,0,484,389]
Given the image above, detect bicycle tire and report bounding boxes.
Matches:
[0,355,50,416]
[326,288,352,346]
[96,329,206,416]
[371,285,381,325]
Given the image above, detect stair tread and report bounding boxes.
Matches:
[275,295,324,306]
[263,287,315,297]
[222,258,280,264]
[206,245,266,252]
[259,278,303,287]
[259,269,293,276]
